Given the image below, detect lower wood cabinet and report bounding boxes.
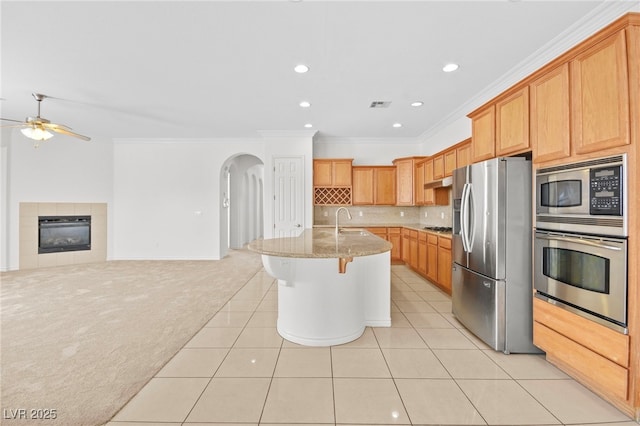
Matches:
[437,236,452,293]
[401,229,453,295]
[366,227,402,262]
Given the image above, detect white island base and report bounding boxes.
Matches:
[261,251,391,346]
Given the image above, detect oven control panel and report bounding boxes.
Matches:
[590,165,622,215]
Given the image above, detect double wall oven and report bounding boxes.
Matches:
[534,155,628,334]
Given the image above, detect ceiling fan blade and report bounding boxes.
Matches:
[0,123,27,129]
[0,117,25,124]
[48,125,91,141]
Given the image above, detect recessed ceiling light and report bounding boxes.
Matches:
[411,101,424,107]
[299,101,311,108]
[304,123,313,128]
[392,123,402,128]
[443,63,459,73]
[294,64,309,73]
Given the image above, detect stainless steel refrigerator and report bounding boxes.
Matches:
[451,156,540,354]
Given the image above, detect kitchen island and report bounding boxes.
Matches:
[248,228,392,346]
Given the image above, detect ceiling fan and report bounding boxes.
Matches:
[0,93,91,144]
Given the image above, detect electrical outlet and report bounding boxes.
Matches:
[359,211,363,217]
[400,211,404,217]
[323,211,328,217]
[440,212,445,219]
[424,212,428,218]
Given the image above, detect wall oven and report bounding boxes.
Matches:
[534,154,628,334]
[534,230,627,333]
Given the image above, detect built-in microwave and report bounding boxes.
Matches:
[535,154,627,237]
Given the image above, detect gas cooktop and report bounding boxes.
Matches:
[423,226,453,232]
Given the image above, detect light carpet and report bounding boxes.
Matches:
[0,249,263,426]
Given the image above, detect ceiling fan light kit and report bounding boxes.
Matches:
[0,92,91,147]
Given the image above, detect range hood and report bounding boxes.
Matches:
[424,176,453,189]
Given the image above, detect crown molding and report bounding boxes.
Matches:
[313,136,423,145]
[418,2,640,143]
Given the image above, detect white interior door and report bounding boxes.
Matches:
[273,156,304,237]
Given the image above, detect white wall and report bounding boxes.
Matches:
[2,130,114,271]
[113,139,266,261]
[313,138,422,165]
[420,116,472,156]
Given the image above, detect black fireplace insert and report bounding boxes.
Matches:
[38,216,91,254]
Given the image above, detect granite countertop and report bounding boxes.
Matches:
[248,228,392,259]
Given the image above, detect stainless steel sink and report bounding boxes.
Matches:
[338,228,368,236]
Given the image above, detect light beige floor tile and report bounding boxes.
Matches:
[390,281,413,292]
[433,349,510,379]
[112,377,208,422]
[418,290,451,302]
[334,378,410,424]
[330,327,379,348]
[482,350,569,379]
[391,290,423,301]
[381,348,450,378]
[373,327,427,348]
[185,327,242,348]
[332,348,391,378]
[261,378,334,423]
[156,348,228,377]
[519,379,632,424]
[389,311,412,328]
[393,300,436,313]
[185,378,270,423]
[441,311,466,329]
[105,422,182,426]
[395,378,486,425]
[457,379,560,425]
[246,310,278,327]
[403,312,454,328]
[274,347,332,377]
[215,348,279,377]
[417,328,477,349]
[218,299,261,312]
[428,300,452,313]
[234,327,283,347]
[231,286,269,301]
[458,327,494,349]
[255,298,278,311]
[205,311,252,327]
[390,302,401,313]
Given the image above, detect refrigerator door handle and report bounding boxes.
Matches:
[467,184,476,252]
[460,183,470,252]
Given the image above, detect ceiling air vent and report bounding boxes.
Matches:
[369,101,391,108]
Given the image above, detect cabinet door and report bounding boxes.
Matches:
[333,160,353,186]
[424,160,435,205]
[388,229,402,262]
[352,167,374,205]
[418,238,427,275]
[402,232,411,263]
[313,160,333,186]
[437,238,452,294]
[471,105,496,163]
[571,30,630,154]
[415,161,425,205]
[444,150,457,177]
[531,63,571,163]
[427,237,438,282]
[456,141,472,168]
[374,167,397,205]
[496,86,530,156]
[410,237,419,270]
[433,155,444,180]
[395,159,414,206]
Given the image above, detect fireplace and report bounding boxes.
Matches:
[38,216,91,254]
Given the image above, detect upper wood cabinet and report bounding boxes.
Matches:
[444,149,457,177]
[530,63,571,163]
[313,159,353,187]
[432,155,445,180]
[456,139,472,169]
[393,157,424,206]
[352,166,396,205]
[469,105,496,163]
[571,29,630,155]
[423,159,435,205]
[414,160,426,205]
[496,86,530,156]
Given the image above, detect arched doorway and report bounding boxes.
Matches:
[219,154,264,258]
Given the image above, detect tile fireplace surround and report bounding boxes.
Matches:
[19,202,107,270]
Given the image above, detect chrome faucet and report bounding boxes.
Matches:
[335,207,352,236]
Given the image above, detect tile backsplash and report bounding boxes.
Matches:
[314,205,452,227]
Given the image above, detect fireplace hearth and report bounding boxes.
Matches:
[38,216,91,254]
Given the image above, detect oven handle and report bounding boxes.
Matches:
[535,234,622,251]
